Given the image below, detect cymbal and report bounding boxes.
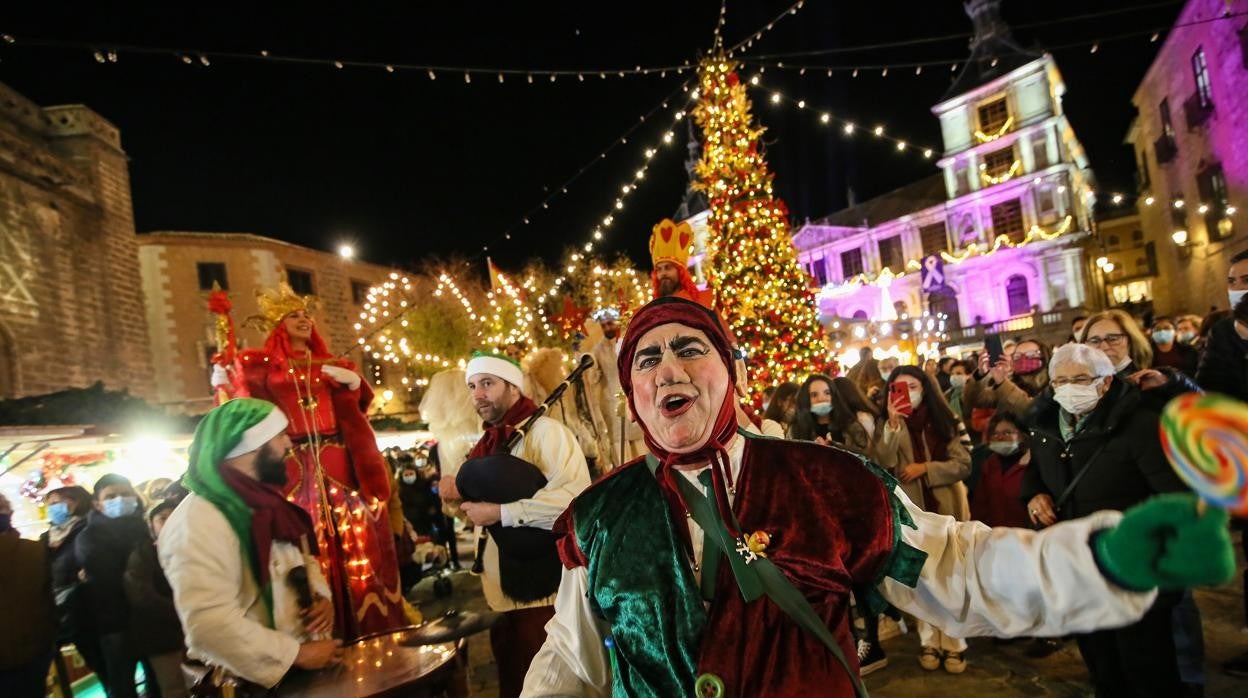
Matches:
[401,610,503,645]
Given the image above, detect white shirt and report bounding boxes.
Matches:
[520,434,1158,696]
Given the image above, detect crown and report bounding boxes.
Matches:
[649,218,694,267]
[250,281,317,331]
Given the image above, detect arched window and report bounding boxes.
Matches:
[1006,275,1031,316]
[852,310,869,320]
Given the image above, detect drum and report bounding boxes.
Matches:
[276,627,460,697]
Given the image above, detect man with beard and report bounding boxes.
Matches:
[438,352,590,698]
[520,297,1234,697]
[650,218,714,307]
[160,398,342,690]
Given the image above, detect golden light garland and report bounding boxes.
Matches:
[974,116,1014,143]
[979,159,1022,186]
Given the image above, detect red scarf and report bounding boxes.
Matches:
[219,465,318,587]
[469,396,540,458]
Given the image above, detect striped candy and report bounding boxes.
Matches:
[1159,392,1248,516]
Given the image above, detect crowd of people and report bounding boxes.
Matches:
[0,241,1244,698]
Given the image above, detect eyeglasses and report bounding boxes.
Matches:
[1051,375,1101,387]
[1084,333,1127,347]
[989,430,1020,439]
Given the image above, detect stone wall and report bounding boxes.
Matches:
[0,82,154,400]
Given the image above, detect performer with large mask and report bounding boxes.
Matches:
[217,282,405,640]
[521,296,1234,697]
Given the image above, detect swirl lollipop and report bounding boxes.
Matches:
[1159,392,1248,516]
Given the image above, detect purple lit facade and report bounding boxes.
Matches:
[1125,0,1248,315]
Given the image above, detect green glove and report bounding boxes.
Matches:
[1092,493,1235,591]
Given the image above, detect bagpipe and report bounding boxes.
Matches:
[455,354,595,603]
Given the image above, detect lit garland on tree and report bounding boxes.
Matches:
[693,56,828,394]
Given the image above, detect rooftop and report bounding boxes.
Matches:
[811,175,947,228]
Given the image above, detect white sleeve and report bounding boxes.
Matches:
[521,566,610,697]
[159,505,300,688]
[501,420,592,530]
[878,489,1157,638]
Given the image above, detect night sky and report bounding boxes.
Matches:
[0,1,1184,271]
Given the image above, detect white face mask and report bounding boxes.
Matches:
[1053,382,1103,416]
[987,440,1021,456]
[809,402,833,416]
[1177,330,1197,344]
[908,388,923,407]
[949,374,968,389]
[1231,288,1248,310]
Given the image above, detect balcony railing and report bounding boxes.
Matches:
[1154,133,1178,165]
[1184,92,1214,130]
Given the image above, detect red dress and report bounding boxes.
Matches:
[238,328,405,641]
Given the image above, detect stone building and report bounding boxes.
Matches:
[0,81,155,400]
[137,232,399,412]
[790,0,1097,355]
[1125,0,1248,316]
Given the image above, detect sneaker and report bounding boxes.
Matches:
[1224,650,1248,678]
[943,651,967,674]
[1025,637,1064,658]
[919,646,942,671]
[857,639,888,676]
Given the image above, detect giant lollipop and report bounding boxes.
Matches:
[1159,392,1248,515]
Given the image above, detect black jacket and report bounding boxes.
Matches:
[1118,361,1200,413]
[40,519,86,597]
[1195,317,1248,401]
[1020,379,1185,521]
[1150,340,1200,378]
[74,511,149,635]
[123,540,184,657]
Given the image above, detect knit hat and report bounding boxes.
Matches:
[465,351,525,389]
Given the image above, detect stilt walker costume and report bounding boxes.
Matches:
[521,296,1235,697]
[229,283,405,641]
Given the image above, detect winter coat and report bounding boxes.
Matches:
[963,370,1048,418]
[74,510,150,635]
[0,533,56,669]
[1117,361,1200,413]
[123,540,185,657]
[1195,317,1248,401]
[875,417,972,520]
[1150,341,1199,378]
[41,518,90,642]
[1020,380,1185,521]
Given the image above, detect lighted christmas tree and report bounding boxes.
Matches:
[693,56,828,394]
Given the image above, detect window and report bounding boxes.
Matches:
[852,310,869,320]
[286,267,314,295]
[981,146,1017,180]
[990,199,1026,243]
[1107,235,1120,247]
[351,280,371,305]
[920,222,949,257]
[808,257,827,286]
[1132,229,1144,243]
[977,97,1010,136]
[1035,185,1059,224]
[1197,164,1233,240]
[1032,136,1050,170]
[1160,98,1175,137]
[878,236,904,273]
[953,162,970,197]
[1136,148,1151,189]
[197,262,228,291]
[929,289,961,328]
[1005,275,1031,316]
[1192,48,1213,108]
[840,249,864,279]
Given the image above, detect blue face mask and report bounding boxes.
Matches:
[102,496,139,519]
[810,402,833,416]
[48,502,72,526]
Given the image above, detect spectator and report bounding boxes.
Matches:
[1149,316,1199,377]
[846,347,884,405]
[123,499,187,698]
[967,413,1031,528]
[1020,343,1188,696]
[1081,309,1198,411]
[1174,315,1201,346]
[937,357,956,392]
[789,375,878,459]
[0,493,57,698]
[876,365,972,674]
[964,338,1052,418]
[758,381,799,438]
[944,360,976,439]
[75,474,150,698]
[40,486,108,684]
[1070,315,1089,344]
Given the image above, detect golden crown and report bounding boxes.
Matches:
[251,281,317,331]
[649,218,694,267]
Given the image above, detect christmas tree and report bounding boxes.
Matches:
[693,57,828,395]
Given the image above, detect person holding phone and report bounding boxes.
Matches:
[875,365,972,674]
[964,337,1052,422]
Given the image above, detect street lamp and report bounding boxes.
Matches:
[338,244,355,259]
[1171,229,1189,246]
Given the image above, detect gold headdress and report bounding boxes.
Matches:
[649,218,694,268]
[246,281,319,332]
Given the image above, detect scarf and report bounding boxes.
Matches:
[902,403,950,463]
[469,395,540,458]
[218,465,318,589]
[46,515,85,549]
[618,296,742,537]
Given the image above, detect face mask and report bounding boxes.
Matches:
[48,502,71,526]
[810,403,833,416]
[401,474,418,485]
[949,374,968,389]
[1012,355,1044,375]
[102,496,139,519]
[1231,288,1248,309]
[1053,382,1103,416]
[988,440,1021,456]
[414,458,428,467]
[1151,329,1175,345]
[880,370,893,382]
[1177,330,1197,344]
[908,388,923,407]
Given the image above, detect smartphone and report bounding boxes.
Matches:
[985,333,1005,367]
[889,381,913,417]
